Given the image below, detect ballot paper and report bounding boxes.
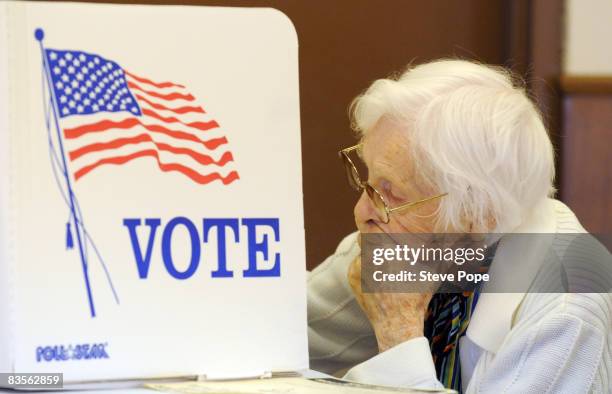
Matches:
[0,0,307,386]
[146,378,456,394]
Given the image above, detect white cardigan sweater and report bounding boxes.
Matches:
[308,199,612,393]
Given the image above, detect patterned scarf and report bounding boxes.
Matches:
[424,290,479,392]
[424,243,496,392]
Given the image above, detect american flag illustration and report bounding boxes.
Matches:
[44,49,239,185]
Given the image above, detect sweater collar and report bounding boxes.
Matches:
[466,198,558,353]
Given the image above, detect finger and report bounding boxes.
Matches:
[347,257,361,292]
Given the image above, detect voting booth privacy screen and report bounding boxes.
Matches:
[0,1,308,383]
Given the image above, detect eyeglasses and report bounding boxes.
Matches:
[339,144,448,224]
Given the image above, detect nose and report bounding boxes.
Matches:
[354,190,378,231]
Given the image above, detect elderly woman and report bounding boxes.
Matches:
[307,60,611,393]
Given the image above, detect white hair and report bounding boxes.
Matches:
[350,59,556,232]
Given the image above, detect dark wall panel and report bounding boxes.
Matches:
[561,82,612,235]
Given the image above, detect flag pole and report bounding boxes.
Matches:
[35,28,96,318]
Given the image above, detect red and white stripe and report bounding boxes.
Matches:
[60,70,239,185]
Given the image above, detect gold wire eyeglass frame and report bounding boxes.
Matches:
[339,144,448,224]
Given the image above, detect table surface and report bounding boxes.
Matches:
[0,369,332,393]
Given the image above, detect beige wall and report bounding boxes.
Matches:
[565,0,612,74]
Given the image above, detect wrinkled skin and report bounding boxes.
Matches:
[348,117,446,352]
[348,255,431,352]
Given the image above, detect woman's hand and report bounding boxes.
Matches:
[348,255,432,352]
